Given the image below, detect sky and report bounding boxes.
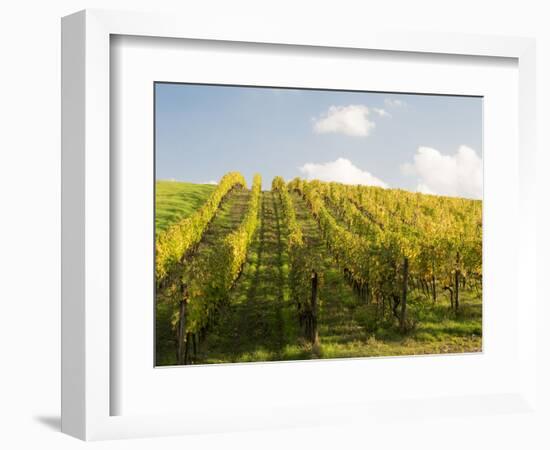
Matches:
[155,83,483,199]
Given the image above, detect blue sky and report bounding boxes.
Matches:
[155,83,482,198]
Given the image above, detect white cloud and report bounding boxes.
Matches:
[384,98,406,108]
[202,180,218,185]
[399,162,415,176]
[312,105,375,137]
[400,145,482,199]
[417,183,435,195]
[372,107,391,117]
[299,158,388,188]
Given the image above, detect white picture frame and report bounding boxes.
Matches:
[61,9,537,441]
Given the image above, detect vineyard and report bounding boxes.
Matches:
[155,173,482,366]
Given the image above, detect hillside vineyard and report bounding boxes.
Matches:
[155,173,482,365]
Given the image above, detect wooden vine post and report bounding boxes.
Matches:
[431,258,437,303]
[454,252,460,311]
[309,270,319,345]
[177,283,189,365]
[400,257,409,333]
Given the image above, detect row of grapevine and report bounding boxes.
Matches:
[272,177,319,342]
[155,172,246,284]
[288,178,382,308]
[175,174,262,363]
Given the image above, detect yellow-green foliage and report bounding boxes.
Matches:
[272,177,315,318]
[155,172,246,283]
[186,174,262,332]
[289,178,482,305]
[272,177,303,247]
[222,174,262,287]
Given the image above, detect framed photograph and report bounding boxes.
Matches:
[153,82,483,368]
[62,9,538,441]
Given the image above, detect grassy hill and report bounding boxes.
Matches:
[155,180,216,235]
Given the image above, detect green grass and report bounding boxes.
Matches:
[155,182,482,366]
[155,180,216,235]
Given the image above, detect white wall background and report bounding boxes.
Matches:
[0,1,548,449]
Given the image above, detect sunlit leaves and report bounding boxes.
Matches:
[289,178,482,307]
[185,174,262,333]
[156,172,247,283]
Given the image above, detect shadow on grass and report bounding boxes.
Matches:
[196,191,301,363]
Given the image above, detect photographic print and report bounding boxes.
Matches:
[154,83,482,366]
